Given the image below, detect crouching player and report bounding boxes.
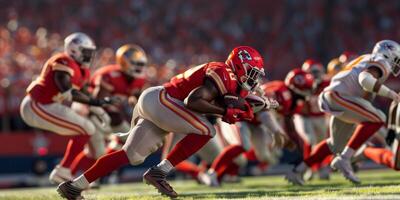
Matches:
[69,44,148,176]
[57,46,265,199]
[286,40,400,185]
[20,33,113,184]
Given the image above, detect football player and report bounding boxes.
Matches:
[20,33,112,184]
[286,40,400,185]
[57,46,264,199]
[201,68,313,186]
[294,59,331,179]
[69,44,148,176]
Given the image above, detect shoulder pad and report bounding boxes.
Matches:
[205,62,238,95]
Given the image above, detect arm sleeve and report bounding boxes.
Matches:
[358,70,393,98]
[52,58,74,76]
[358,70,377,93]
[205,68,229,95]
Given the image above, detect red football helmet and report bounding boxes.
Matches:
[226,46,265,91]
[301,59,324,82]
[284,68,314,97]
[339,51,357,65]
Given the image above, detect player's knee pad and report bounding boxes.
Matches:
[122,140,164,166]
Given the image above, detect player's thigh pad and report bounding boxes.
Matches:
[20,96,95,136]
[327,116,356,154]
[322,91,385,124]
[122,118,167,165]
[136,86,215,136]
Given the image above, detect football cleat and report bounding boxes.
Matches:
[49,165,73,185]
[143,167,178,198]
[285,169,305,186]
[57,181,84,200]
[206,170,220,187]
[331,156,361,184]
[318,166,331,180]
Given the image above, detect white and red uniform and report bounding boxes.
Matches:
[85,64,147,157]
[294,78,330,146]
[20,53,95,136]
[91,64,146,102]
[122,62,244,165]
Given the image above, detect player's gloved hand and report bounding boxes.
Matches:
[223,108,245,124]
[264,97,280,110]
[90,97,119,106]
[89,106,112,133]
[386,129,396,146]
[237,102,254,121]
[388,90,400,102]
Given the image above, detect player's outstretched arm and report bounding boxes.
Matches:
[184,78,225,115]
[359,67,400,102]
[54,71,113,106]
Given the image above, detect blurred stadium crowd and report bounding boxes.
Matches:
[0,0,399,131]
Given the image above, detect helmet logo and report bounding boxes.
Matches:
[384,43,395,51]
[72,38,82,45]
[238,50,252,62]
[293,75,305,85]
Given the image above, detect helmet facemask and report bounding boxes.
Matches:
[122,50,147,78]
[390,55,400,77]
[240,63,265,91]
[79,47,96,68]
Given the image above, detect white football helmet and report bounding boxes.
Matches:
[64,32,96,68]
[372,40,400,76]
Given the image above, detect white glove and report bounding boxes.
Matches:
[264,97,280,110]
[89,106,112,133]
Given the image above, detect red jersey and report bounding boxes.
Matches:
[164,62,242,101]
[90,64,146,97]
[300,78,330,117]
[261,81,303,116]
[27,53,90,104]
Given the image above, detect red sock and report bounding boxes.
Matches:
[304,140,332,167]
[347,122,383,150]
[244,148,257,161]
[83,149,130,183]
[60,135,90,168]
[70,151,97,175]
[257,162,269,171]
[211,145,245,176]
[363,147,395,169]
[225,163,239,176]
[106,147,117,154]
[175,160,202,179]
[303,141,312,160]
[166,134,211,166]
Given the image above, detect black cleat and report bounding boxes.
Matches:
[143,167,178,198]
[57,181,84,200]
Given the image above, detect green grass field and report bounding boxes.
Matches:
[1,169,400,200]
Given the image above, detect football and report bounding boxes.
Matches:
[219,94,248,111]
[245,94,266,113]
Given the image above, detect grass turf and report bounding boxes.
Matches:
[0,169,400,199]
